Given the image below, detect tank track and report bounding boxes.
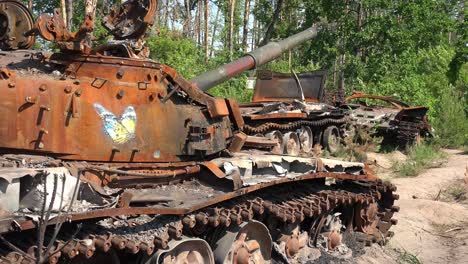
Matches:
[243,117,349,134]
[0,179,398,264]
[395,121,421,143]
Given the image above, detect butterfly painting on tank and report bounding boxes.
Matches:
[94,103,137,144]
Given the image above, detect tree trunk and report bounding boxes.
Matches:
[210,6,220,57]
[260,0,283,46]
[66,0,73,31]
[338,53,346,103]
[204,0,209,62]
[28,0,32,9]
[184,0,192,37]
[195,0,201,44]
[251,0,257,50]
[161,0,168,28]
[85,0,98,17]
[333,56,337,89]
[242,0,251,52]
[356,0,363,57]
[60,0,67,29]
[171,2,177,30]
[229,0,236,60]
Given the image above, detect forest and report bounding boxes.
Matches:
[25,0,467,147]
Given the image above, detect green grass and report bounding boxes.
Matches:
[394,142,447,177]
[397,250,423,264]
[446,185,467,201]
[331,145,368,162]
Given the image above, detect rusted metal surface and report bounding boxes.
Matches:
[21,169,372,226]
[102,0,157,41]
[251,70,327,103]
[0,1,324,162]
[239,69,349,154]
[0,150,375,233]
[227,132,247,152]
[29,9,94,52]
[0,51,231,162]
[243,135,278,148]
[345,91,410,108]
[343,91,432,144]
[225,98,245,130]
[2,180,398,263]
[248,112,308,120]
[0,2,398,263]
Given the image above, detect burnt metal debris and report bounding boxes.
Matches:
[0,1,35,50]
[243,70,432,153]
[342,91,432,145]
[0,1,398,264]
[240,70,349,154]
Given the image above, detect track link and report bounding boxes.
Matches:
[243,117,349,134]
[0,180,398,263]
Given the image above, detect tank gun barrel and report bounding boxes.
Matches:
[191,25,319,92]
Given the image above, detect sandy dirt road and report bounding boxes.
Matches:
[356,149,468,264]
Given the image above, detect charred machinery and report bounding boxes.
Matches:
[240,69,432,151]
[0,1,398,263]
[239,70,349,155]
[342,91,432,145]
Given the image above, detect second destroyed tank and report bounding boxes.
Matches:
[239,70,349,155]
[0,1,398,263]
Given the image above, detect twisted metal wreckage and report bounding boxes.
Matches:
[0,0,398,263]
[239,71,432,150]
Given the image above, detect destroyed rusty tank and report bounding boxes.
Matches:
[238,70,349,155]
[342,91,432,146]
[0,1,398,263]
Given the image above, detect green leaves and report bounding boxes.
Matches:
[147,30,206,79]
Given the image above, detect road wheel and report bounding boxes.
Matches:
[298,126,313,154]
[213,220,272,264]
[322,126,341,153]
[266,131,284,154]
[282,132,300,156]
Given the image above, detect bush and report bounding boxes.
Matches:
[432,91,468,148]
[147,30,207,79]
[446,185,467,201]
[147,30,254,103]
[395,142,447,177]
[360,46,467,148]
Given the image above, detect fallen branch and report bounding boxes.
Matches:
[420,227,453,238]
[0,235,36,262]
[434,189,442,201]
[444,227,462,233]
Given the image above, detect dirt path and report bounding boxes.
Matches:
[357,149,468,264]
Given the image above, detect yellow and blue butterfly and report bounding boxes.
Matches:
[94,103,137,144]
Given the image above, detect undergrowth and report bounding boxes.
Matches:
[328,126,381,162]
[446,185,467,201]
[397,250,423,264]
[394,142,447,177]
